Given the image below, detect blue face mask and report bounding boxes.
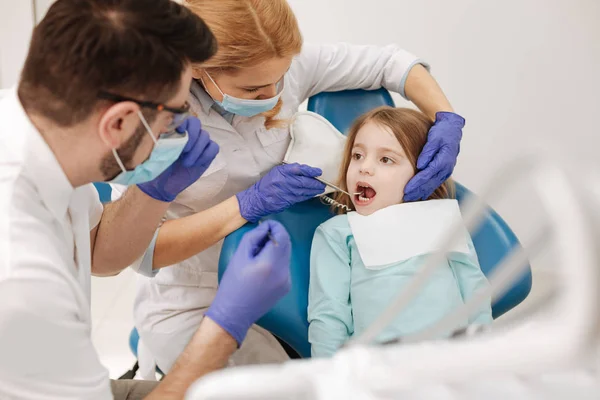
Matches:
[204,72,284,118]
[108,110,189,186]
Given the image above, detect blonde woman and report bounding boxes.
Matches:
[114,0,466,375]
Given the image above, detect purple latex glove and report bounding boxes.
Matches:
[236,163,326,223]
[205,220,292,345]
[138,117,219,202]
[404,112,465,201]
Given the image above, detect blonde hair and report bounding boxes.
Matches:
[332,106,455,213]
[184,0,303,129]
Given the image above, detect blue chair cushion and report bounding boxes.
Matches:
[129,327,140,357]
[219,198,334,358]
[307,88,395,135]
[128,327,164,375]
[93,182,112,204]
[455,184,532,318]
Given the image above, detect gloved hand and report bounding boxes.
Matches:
[403,112,465,201]
[205,220,292,345]
[236,163,326,223]
[138,117,219,202]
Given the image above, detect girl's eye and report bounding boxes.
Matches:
[381,156,394,164]
[352,153,363,160]
[244,87,260,93]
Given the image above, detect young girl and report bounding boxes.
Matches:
[308,107,492,357]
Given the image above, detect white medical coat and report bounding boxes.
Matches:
[0,90,109,398]
[117,43,427,372]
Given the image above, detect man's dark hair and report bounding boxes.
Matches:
[18,0,216,127]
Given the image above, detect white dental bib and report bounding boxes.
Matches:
[347,199,471,269]
[284,112,347,195]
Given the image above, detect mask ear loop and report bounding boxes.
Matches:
[202,71,225,98]
[111,110,158,173]
[111,148,127,173]
[137,110,159,145]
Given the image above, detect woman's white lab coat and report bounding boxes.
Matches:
[127,43,427,374]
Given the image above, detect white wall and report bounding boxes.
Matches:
[34,0,55,21]
[289,0,600,257]
[0,0,54,89]
[0,1,35,88]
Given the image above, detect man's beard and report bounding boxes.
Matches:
[100,123,147,181]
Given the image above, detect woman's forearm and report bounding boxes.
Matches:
[404,64,454,121]
[153,196,247,269]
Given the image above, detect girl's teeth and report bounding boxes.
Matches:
[359,196,369,202]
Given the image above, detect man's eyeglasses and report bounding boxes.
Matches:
[98,91,191,131]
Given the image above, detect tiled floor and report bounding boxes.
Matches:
[91,264,555,378]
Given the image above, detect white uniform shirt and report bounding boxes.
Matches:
[0,90,110,399]
[112,43,427,371]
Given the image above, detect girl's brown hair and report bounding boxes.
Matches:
[184,0,302,129]
[332,106,455,213]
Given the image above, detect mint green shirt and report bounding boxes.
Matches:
[308,214,492,358]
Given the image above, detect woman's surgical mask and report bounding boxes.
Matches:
[204,72,284,117]
[108,110,189,186]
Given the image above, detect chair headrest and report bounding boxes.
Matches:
[285,111,347,195]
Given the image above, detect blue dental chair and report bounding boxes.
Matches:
[218,88,532,358]
[94,182,112,203]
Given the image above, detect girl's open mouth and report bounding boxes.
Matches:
[355,182,377,206]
